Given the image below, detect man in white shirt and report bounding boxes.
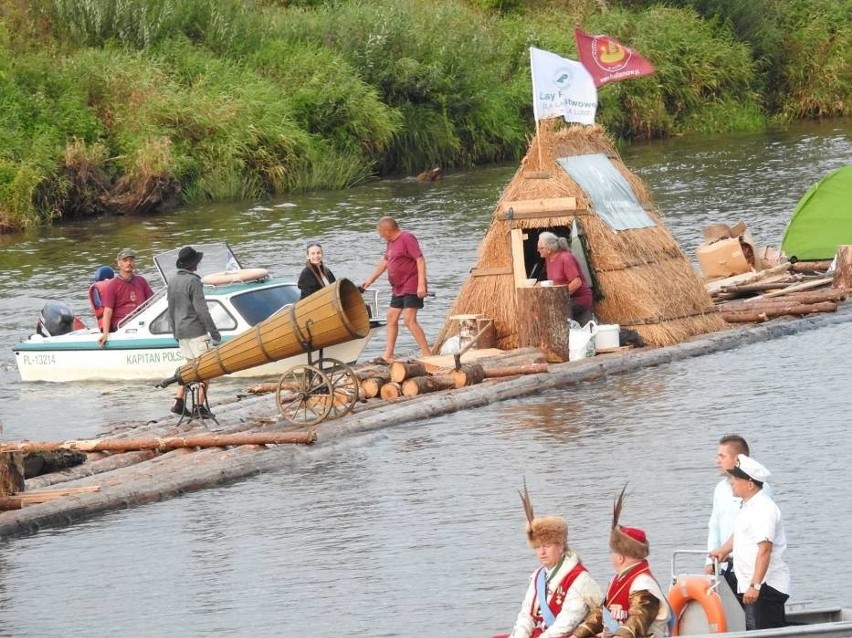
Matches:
[705,435,772,593]
[710,455,790,630]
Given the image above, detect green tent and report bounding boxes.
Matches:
[781,164,852,260]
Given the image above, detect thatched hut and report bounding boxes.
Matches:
[434,121,726,353]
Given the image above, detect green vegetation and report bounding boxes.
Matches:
[0,0,849,232]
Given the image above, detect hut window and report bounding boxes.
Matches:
[526,227,571,279]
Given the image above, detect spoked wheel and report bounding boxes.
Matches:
[318,358,359,419]
[276,364,333,426]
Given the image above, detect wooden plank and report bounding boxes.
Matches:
[498,197,578,217]
[470,266,513,278]
[417,348,505,373]
[510,228,527,289]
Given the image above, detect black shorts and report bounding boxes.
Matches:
[389,294,423,309]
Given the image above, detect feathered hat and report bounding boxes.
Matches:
[519,479,568,548]
[609,484,649,559]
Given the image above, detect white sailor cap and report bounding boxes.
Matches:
[728,454,771,484]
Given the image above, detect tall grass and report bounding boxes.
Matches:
[0,0,848,232]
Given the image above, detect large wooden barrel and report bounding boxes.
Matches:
[175,279,370,384]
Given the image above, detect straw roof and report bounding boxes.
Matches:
[435,120,726,350]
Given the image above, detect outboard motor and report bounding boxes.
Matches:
[37,301,76,337]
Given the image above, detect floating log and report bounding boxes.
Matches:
[389,361,427,383]
[721,301,838,322]
[402,375,457,396]
[791,260,831,273]
[379,382,403,400]
[516,287,570,362]
[482,363,549,378]
[0,432,317,454]
[452,363,487,388]
[360,377,388,399]
[833,246,852,291]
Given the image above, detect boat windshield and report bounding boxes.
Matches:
[154,243,242,285]
[230,285,301,326]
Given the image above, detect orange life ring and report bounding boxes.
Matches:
[201,268,269,286]
[667,577,728,635]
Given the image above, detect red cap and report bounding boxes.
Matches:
[621,526,647,544]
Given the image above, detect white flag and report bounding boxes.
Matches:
[530,47,598,125]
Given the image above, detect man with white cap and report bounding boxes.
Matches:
[710,454,790,630]
[705,435,772,594]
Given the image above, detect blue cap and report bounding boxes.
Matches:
[93,266,115,282]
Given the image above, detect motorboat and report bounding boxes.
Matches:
[13,243,381,382]
[669,550,852,637]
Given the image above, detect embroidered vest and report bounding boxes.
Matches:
[605,560,651,622]
[530,562,588,629]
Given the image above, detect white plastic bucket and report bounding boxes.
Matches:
[595,324,620,350]
[569,321,597,361]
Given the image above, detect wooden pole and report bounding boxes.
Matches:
[401,375,457,396]
[483,363,549,378]
[791,260,832,273]
[389,361,428,383]
[721,301,838,323]
[832,245,852,290]
[0,452,25,496]
[745,276,832,301]
[0,431,317,454]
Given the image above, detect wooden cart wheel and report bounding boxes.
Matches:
[276,364,333,426]
[318,357,359,419]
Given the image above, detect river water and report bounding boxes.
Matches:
[0,120,850,636]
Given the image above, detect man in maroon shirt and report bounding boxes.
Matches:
[361,217,431,362]
[98,248,155,346]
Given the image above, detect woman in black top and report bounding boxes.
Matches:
[297,242,336,299]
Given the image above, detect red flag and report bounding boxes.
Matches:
[574,28,655,87]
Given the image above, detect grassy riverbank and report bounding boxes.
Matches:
[1,0,849,232]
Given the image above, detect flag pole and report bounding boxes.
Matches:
[529,48,544,170]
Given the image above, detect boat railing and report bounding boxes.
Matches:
[670,548,721,588]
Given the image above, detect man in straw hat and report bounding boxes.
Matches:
[500,481,602,638]
[709,455,790,630]
[573,486,671,638]
[167,246,221,419]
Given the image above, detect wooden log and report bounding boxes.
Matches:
[721,301,838,322]
[476,347,547,371]
[25,450,157,490]
[452,363,486,388]
[833,245,852,290]
[483,363,549,378]
[360,377,388,399]
[245,382,279,394]
[719,289,846,312]
[389,361,427,383]
[354,366,391,382]
[0,431,317,454]
[705,263,791,296]
[0,452,25,496]
[0,486,102,511]
[719,279,796,294]
[791,260,832,273]
[516,287,570,362]
[401,375,457,396]
[746,276,832,300]
[379,381,403,400]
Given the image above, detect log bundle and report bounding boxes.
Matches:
[708,255,848,323]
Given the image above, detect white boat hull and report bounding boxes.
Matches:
[14,331,374,382]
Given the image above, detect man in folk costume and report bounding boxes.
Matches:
[573,487,671,638]
[504,482,602,638]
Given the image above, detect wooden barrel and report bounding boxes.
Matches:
[175,279,370,384]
